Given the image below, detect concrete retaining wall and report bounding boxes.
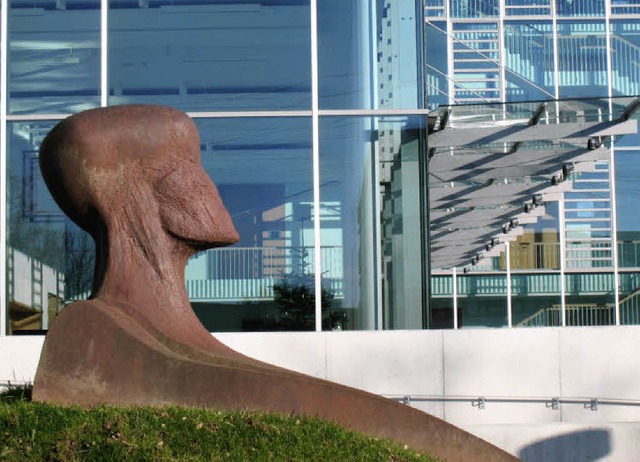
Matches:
[3,326,640,461]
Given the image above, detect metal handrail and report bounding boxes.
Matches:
[426,20,558,102]
[386,393,640,410]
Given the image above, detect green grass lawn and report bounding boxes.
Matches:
[0,387,439,461]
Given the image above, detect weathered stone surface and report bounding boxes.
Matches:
[33,105,518,462]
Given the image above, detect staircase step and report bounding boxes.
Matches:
[454,49,499,54]
[452,38,499,43]
[453,78,500,83]
[452,67,500,73]
[453,86,500,91]
[453,29,498,34]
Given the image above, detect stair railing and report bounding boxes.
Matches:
[427,20,557,103]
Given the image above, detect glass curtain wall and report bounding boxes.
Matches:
[2,0,428,335]
[426,0,640,329]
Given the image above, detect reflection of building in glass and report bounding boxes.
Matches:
[426,1,640,329]
[3,0,426,334]
[2,0,640,336]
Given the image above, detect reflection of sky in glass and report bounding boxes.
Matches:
[504,22,555,102]
[615,151,640,233]
[318,0,420,110]
[557,21,608,99]
[9,1,101,114]
[610,20,640,98]
[109,0,311,111]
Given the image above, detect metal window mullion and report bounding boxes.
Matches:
[604,0,621,325]
[559,198,566,326]
[446,18,454,105]
[371,119,384,330]
[551,0,560,99]
[1,0,8,336]
[506,241,512,327]
[498,0,506,102]
[610,143,621,325]
[310,0,321,333]
[452,267,458,329]
[101,0,108,107]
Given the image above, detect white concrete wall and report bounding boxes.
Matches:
[3,326,640,461]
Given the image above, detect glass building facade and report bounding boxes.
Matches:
[426,0,640,328]
[1,0,429,334]
[2,0,640,335]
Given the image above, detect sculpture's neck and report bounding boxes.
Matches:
[92,216,216,350]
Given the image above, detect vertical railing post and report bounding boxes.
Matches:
[452,267,458,329]
[559,199,566,327]
[507,241,512,327]
[0,0,8,336]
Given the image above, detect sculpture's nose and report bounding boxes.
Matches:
[155,165,239,249]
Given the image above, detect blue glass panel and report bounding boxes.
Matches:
[566,201,610,209]
[320,115,427,330]
[611,0,640,16]
[449,22,502,103]
[505,0,552,17]
[564,273,615,325]
[557,21,608,98]
[188,117,313,332]
[610,21,640,97]
[319,117,377,330]
[615,150,640,268]
[512,274,561,327]
[450,0,499,18]
[504,21,556,102]
[430,275,453,328]
[6,121,93,334]
[573,181,610,190]
[566,191,610,200]
[566,210,610,219]
[425,0,445,18]
[620,272,640,325]
[557,0,605,16]
[318,0,420,109]
[8,0,100,114]
[426,21,449,109]
[108,0,311,111]
[457,274,508,327]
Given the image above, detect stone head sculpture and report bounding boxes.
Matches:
[39,105,239,350]
[33,105,518,462]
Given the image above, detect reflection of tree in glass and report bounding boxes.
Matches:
[64,226,95,300]
[8,174,65,271]
[7,174,95,302]
[272,248,343,331]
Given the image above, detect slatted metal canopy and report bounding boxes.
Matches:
[428,96,640,270]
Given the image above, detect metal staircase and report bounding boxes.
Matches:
[517,287,640,327]
[428,16,640,105]
[451,22,504,103]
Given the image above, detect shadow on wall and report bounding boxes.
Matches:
[519,429,611,462]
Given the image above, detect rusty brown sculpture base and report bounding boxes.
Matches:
[35,301,517,462]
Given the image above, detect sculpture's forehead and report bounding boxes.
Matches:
[57,105,199,167]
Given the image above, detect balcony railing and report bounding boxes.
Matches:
[186,246,344,302]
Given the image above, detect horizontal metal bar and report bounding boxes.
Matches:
[317,109,430,116]
[189,110,312,118]
[8,109,430,122]
[7,113,71,121]
[385,394,640,407]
